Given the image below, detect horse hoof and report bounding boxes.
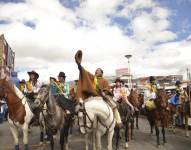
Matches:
[125,143,129,148]
[39,142,43,146]
[156,145,160,148]
[186,134,190,137]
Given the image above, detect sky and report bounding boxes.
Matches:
[0,0,191,82]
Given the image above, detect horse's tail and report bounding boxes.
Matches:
[115,126,120,150]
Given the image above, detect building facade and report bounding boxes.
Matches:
[0,34,15,78]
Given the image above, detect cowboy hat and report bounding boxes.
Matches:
[58,72,66,78]
[50,77,57,82]
[19,79,26,84]
[115,78,121,83]
[27,70,39,79]
[149,76,155,82]
[75,50,82,65]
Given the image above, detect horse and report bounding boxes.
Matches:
[168,88,190,137]
[115,89,141,149]
[0,78,34,150]
[115,99,133,149]
[128,89,143,129]
[145,89,168,147]
[34,84,73,150]
[76,96,115,150]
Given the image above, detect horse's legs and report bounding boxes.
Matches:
[155,126,160,147]
[60,118,71,150]
[115,127,120,150]
[39,123,45,145]
[60,127,64,150]
[185,115,189,137]
[107,129,114,150]
[85,134,89,150]
[147,115,153,135]
[130,119,134,140]
[47,130,54,150]
[125,122,129,148]
[9,123,19,150]
[95,131,101,150]
[162,125,166,144]
[172,114,176,134]
[39,114,45,145]
[22,124,29,150]
[136,111,139,129]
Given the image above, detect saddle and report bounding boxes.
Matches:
[145,99,156,111]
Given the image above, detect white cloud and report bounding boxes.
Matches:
[0,0,190,82]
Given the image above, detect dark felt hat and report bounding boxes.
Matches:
[27,70,39,79]
[58,72,66,78]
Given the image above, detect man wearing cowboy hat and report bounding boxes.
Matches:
[144,76,160,110]
[24,70,41,101]
[57,72,70,98]
[50,72,75,115]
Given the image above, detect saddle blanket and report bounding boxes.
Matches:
[145,100,156,110]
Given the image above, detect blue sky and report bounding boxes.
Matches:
[0,0,191,81]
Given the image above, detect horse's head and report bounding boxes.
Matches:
[138,93,144,108]
[155,89,168,109]
[129,89,139,108]
[0,78,10,99]
[34,84,50,108]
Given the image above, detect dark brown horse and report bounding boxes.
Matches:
[115,99,133,149]
[146,89,168,147]
[115,89,140,149]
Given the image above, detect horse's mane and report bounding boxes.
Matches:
[3,80,21,100]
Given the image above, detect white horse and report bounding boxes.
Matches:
[0,79,34,150]
[76,96,115,150]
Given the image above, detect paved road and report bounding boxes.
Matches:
[0,117,191,150]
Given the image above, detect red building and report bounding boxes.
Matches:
[0,34,15,78]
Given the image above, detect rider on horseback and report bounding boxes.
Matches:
[75,50,122,127]
[144,76,160,110]
[175,80,188,104]
[49,72,75,115]
[24,70,41,101]
[24,70,41,126]
[113,78,134,112]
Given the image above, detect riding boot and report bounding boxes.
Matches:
[15,145,19,150]
[113,108,122,128]
[24,144,29,150]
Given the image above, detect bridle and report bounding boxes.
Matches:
[77,99,115,133]
[78,102,93,133]
[0,85,8,99]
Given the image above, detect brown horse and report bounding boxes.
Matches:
[0,78,34,150]
[146,89,168,147]
[168,88,190,137]
[128,89,143,129]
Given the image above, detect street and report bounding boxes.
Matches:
[0,117,191,150]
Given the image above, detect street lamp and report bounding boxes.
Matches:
[125,54,132,89]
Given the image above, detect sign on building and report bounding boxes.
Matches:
[116,68,129,76]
